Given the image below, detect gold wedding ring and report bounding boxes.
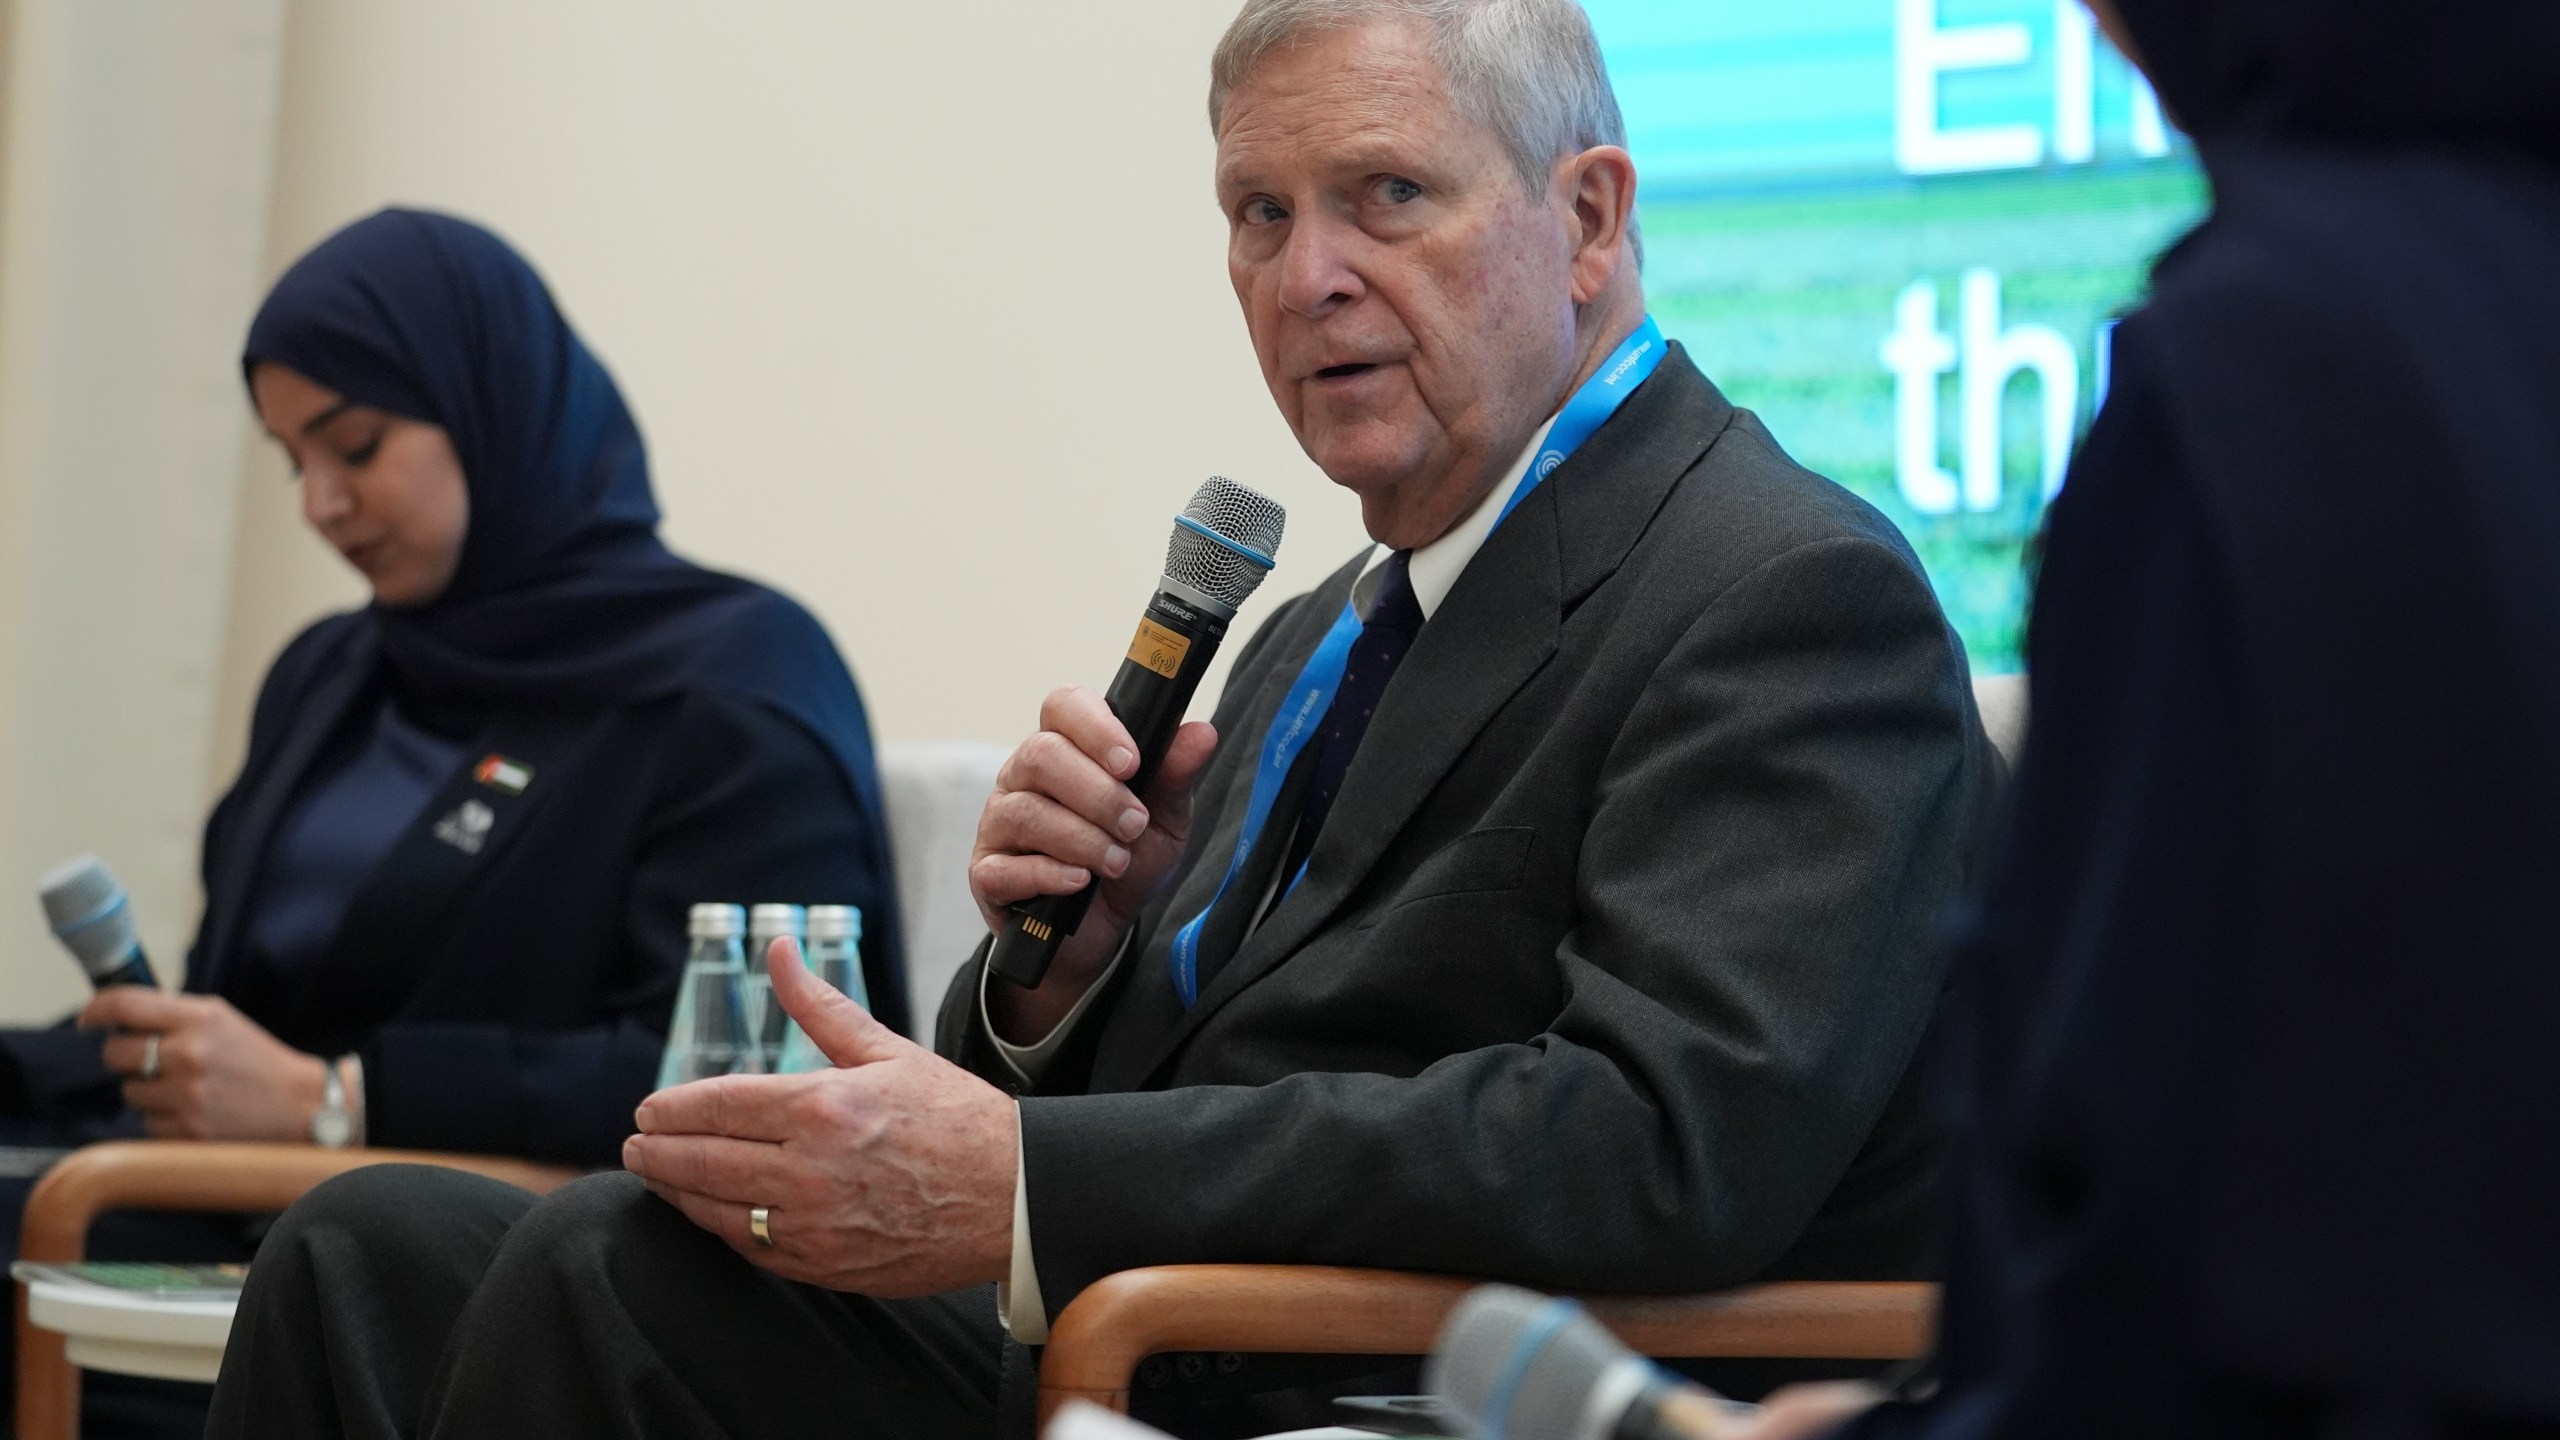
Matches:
[749,1206,774,1248]
[139,1033,161,1081]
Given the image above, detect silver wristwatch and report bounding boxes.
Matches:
[312,1058,354,1149]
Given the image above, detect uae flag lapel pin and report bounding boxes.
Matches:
[474,754,534,795]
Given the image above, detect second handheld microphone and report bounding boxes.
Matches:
[986,476,1287,989]
[38,855,157,991]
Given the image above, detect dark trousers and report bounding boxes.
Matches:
[206,1166,1422,1440]
[206,1166,1007,1439]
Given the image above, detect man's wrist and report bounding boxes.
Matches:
[984,925,1123,1044]
[984,931,1137,1087]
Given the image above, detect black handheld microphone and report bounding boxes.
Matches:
[39,855,159,991]
[986,476,1287,989]
[1428,1285,1763,1440]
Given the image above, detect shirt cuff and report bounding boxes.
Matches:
[980,930,1133,1087]
[996,1117,1051,1343]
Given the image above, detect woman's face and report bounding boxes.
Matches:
[251,363,470,607]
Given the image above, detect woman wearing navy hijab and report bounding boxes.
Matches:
[1730,0,2560,1435]
[0,208,907,1175]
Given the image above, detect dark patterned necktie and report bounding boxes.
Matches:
[1280,549,1423,884]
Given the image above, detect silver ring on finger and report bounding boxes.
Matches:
[749,1206,775,1248]
[139,1033,161,1080]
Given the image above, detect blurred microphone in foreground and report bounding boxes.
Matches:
[1429,1285,1894,1440]
[1430,1285,1763,1440]
[37,855,157,991]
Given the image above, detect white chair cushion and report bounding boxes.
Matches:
[878,741,1008,1046]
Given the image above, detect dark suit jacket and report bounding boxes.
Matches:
[942,348,1998,1321]
[2,620,903,1166]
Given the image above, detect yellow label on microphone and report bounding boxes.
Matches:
[1127,619,1192,679]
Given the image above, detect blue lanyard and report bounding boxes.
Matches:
[1167,317,1667,1006]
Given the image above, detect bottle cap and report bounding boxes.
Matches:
[687,903,745,938]
[807,905,862,941]
[748,903,808,938]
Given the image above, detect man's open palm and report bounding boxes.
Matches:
[622,938,1018,1297]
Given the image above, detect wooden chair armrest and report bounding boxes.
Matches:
[16,1140,585,1440]
[1035,1265,1935,1423]
[18,1140,583,1265]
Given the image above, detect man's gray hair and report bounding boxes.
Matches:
[1210,0,1634,208]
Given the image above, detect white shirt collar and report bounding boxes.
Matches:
[1353,412,1560,622]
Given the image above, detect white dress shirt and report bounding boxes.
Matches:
[986,413,1560,1341]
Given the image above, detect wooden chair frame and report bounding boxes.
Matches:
[17,1147,1934,1439]
[14,1140,580,1440]
[1035,1265,1935,1426]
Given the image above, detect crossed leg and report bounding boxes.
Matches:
[207,1166,1004,1440]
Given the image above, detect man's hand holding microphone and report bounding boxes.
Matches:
[971,689,1218,1040]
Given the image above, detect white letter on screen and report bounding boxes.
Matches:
[1960,268,2080,509]
[2053,1,2096,164]
[1895,0,2042,174]
[2131,73,2174,156]
[1882,280,1961,515]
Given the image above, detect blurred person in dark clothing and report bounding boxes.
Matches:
[1737,0,2560,1435]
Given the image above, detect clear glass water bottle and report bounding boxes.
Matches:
[657,903,750,1088]
[775,905,867,1074]
[742,903,808,1072]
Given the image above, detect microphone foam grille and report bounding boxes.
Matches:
[1428,1285,1634,1440]
[38,854,136,976]
[1164,476,1287,610]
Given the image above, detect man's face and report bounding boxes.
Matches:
[1217,20,1584,548]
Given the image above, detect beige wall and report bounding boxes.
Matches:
[216,0,1373,801]
[0,0,285,1020]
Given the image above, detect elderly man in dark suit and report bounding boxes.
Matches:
[206,2,1997,1437]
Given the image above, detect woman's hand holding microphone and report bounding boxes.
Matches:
[79,987,342,1143]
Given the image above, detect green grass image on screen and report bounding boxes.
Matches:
[1588,0,2210,672]
[1644,165,2205,669]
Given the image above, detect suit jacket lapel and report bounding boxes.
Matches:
[1082,562,1361,1094]
[1223,497,1564,979]
[1127,352,1733,1077]
[1122,501,1564,1077]
[1545,347,1731,610]
[285,710,584,1044]
[194,631,378,996]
